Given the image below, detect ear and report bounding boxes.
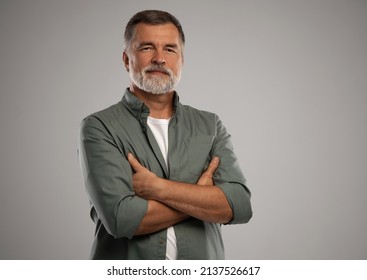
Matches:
[122,51,130,72]
[180,50,184,66]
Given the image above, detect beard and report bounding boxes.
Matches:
[129,64,181,95]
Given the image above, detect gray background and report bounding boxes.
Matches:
[1,0,366,259]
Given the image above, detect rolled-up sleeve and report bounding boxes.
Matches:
[211,115,252,224]
[78,116,148,238]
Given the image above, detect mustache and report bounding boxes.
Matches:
[143,64,172,76]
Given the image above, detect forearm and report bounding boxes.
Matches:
[134,200,189,236]
[152,179,233,224]
[128,153,232,224]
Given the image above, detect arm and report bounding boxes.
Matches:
[80,116,187,238]
[129,114,252,226]
[79,116,221,238]
[134,201,188,235]
[133,154,222,235]
[210,116,252,224]
[128,154,232,224]
[79,116,147,238]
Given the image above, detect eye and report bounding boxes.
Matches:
[140,46,153,51]
[166,48,177,53]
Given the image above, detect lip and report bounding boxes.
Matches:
[147,70,168,75]
[146,69,169,75]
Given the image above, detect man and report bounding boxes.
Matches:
[79,10,252,260]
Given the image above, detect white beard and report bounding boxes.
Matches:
[130,64,181,95]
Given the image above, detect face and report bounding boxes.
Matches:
[123,23,184,95]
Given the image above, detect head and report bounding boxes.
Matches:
[123,10,185,95]
[124,10,185,54]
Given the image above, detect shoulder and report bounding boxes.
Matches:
[177,103,225,136]
[180,103,218,121]
[81,102,127,127]
[178,103,230,138]
[80,102,131,138]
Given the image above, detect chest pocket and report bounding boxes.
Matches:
[185,135,215,175]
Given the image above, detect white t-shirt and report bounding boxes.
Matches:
[147,116,177,260]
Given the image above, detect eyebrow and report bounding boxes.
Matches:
[165,44,179,49]
[137,42,180,49]
[137,42,154,47]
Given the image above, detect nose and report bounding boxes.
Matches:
[152,49,166,65]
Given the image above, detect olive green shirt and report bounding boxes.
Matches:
[78,89,252,259]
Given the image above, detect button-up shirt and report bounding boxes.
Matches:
[78,89,252,259]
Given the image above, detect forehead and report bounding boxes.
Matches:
[132,23,181,45]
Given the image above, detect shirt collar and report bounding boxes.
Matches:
[121,88,181,122]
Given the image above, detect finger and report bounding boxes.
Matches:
[205,156,220,177]
[127,153,144,172]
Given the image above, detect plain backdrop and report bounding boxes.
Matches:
[0,0,366,259]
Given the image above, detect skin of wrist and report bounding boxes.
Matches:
[151,176,166,200]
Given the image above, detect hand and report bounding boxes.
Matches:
[196,157,220,186]
[127,153,160,199]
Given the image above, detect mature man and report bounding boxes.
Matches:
[79,10,252,260]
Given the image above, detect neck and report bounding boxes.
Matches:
[129,84,174,119]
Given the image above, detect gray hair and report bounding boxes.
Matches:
[124,10,185,53]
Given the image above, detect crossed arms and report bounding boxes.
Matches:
[79,114,252,239]
[127,153,233,235]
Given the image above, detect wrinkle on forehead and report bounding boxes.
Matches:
[131,23,183,51]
